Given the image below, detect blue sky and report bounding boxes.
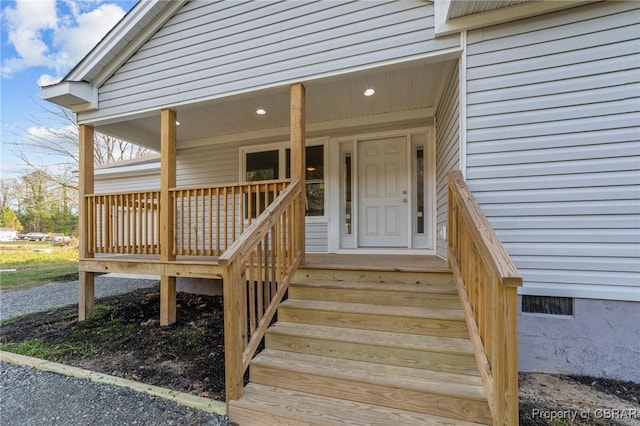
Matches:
[1,0,136,177]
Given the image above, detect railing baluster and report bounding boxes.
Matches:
[187,189,192,256]
[100,196,105,253]
[208,188,213,256]
[223,186,228,252]
[216,187,221,255]
[231,186,236,245]
[249,250,257,336]
[127,193,132,254]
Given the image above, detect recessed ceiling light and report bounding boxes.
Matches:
[256,108,266,115]
[306,167,316,172]
[176,121,181,126]
[364,88,375,97]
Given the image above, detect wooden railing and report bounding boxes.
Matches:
[447,170,523,426]
[84,180,289,257]
[218,179,304,403]
[171,180,289,256]
[85,191,160,254]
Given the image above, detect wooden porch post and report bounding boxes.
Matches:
[160,108,177,326]
[78,124,95,321]
[290,83,305,263]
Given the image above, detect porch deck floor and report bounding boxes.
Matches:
[80,253,448,277]
[304,253,449,272]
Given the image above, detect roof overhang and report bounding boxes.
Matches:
[40,0,187,111]
[89,55,460,151]
[434,0,601,36]
[41,81,98,112]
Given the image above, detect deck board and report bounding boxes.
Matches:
[79,253,447,280]
[304,254,449,272]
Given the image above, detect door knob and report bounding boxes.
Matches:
[403,198,407,203]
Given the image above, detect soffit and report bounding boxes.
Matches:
[96,58,458,151]
[448,0,532,20]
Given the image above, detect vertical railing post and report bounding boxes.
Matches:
[223,261,246,406]
[160,108,177,326]
[502,285,519,424]
[78,124,95,321]
[290,83,305,263]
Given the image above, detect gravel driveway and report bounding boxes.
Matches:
[0,276,158,321]
[0,277,230,426]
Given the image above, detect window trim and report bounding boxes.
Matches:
[239,138,329,220]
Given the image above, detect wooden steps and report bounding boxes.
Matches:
[266,322,479,375]
[289,279,461,308]
[232,384,488,426]
[278,299,469,338]
[228,266,491,425]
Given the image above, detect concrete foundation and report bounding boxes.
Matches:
[177,277,223,296]
[518,297,640,383]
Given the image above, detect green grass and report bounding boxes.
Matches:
[0,242,79,288]
[0,338,98,360]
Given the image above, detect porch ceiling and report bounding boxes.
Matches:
[96,58,458,150]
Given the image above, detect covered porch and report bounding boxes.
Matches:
[74,60,522,424]
[76,56,461,323]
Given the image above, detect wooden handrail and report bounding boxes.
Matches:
[169,178,290,192]
[447,170,522,426]
[220,179,304,405]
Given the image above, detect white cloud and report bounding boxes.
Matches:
[1,0,57,74]
[54,4,126,73]
[26,124,77,141]
[1,0,126,78]
[37,73,62,87]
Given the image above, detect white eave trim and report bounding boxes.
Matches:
[41,81,98,111]
[434,0,600,36]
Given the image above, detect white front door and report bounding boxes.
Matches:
[357,137,408,247]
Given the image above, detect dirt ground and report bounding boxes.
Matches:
[1,286,638,425]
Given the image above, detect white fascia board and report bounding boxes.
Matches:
[434,0,600,36]
[41,81,98,110]
[434,0,453,36]
[67,0,187,86]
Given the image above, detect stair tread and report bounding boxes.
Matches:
[268,322,474,354]
[253,349,486,401]
[232,383,487,426]
[290,279,458,294]
[280,299,465,321]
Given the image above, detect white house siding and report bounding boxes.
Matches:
[95,172,160,193]
[435,62,460,259]
[465,1,640,302]
[83,0,459,122]
[176,142,239,187]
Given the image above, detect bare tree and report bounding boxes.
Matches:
[8,100,153,191]
[0,178,19,210]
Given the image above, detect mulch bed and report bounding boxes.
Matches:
[0,286,227,400]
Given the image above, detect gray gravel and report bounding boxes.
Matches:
[0,276,230,426]
[0,276,159,321]
[0,362,229,426]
